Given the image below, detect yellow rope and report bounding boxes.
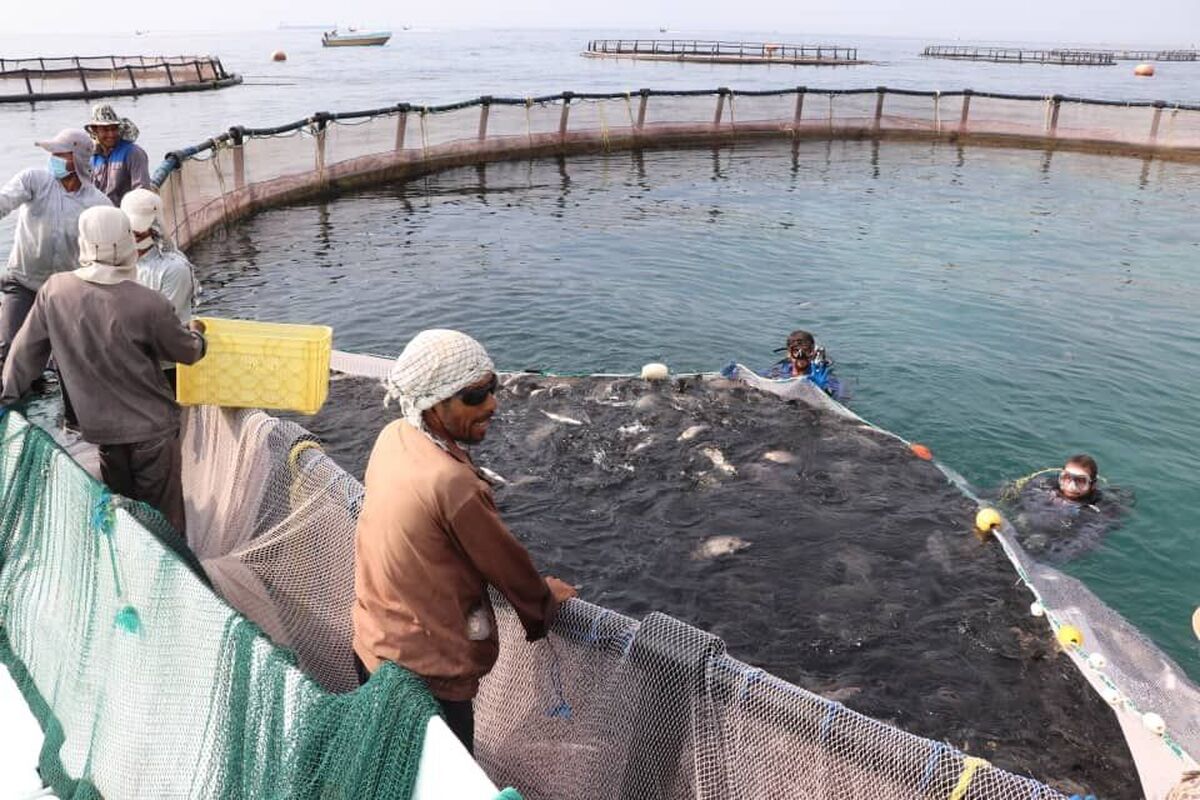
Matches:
[949,756,989,800]
[1000,467,1057,500]
[288,439,323,472]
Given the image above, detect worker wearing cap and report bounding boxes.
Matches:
[86,104,151,206]
[1,206,206,537]
[0,130,110,376]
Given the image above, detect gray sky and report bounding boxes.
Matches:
[5,0,1199,44]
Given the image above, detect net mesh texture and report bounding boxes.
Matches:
[0,410,440,799]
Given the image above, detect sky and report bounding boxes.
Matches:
[3,0,1199,45]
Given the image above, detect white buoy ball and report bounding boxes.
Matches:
[1030,601,1045,618]
[641,362,669,381]
[1101,685,1123,706]
[1087,652,1107,670]
[1134,63,1155,77]
[1142,712,1166,736]
[271,50,288,62]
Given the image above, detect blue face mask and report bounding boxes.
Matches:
[47,155,72,180]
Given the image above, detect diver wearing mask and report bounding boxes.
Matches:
[1000,454,1130,564]
[0,129,110,377]
[763,329,843,398]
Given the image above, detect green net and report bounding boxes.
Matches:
[0,410,441,799]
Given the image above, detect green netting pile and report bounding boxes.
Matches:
[0,410,440,799]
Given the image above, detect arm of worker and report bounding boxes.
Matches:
[149,299,206,365]
[126,146,152,193]
[0,290,52,403]
[449,484,570,641]
[158,255,197,323]
[0,170,36,220]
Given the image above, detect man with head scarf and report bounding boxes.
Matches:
[121,189,199,390]
[1,206,207,537]
[353,329,576,753]
[86,104,151,206]
[0,130,110,376]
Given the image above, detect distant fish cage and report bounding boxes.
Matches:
[0,54,242,104]
[921,46,1115,66]
[584,39,863,66]
[1051,48,1200,62]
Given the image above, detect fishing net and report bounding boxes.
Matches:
[276,366,1141,798]
[0,410,440,799]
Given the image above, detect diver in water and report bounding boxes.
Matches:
[1000,454,1129,564]
[762,329,842,398]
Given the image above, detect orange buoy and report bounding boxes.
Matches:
[271,50,288,62]
[1134,63,1155,77]
[909,443,934,461]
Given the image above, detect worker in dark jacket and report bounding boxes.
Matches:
[1,206,206,535]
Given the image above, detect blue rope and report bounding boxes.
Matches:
[818,701,839,744]
[918,742,947,794]
[737,667,766,701]
[585,609,612,645]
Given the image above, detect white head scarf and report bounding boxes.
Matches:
[384,329,495,432]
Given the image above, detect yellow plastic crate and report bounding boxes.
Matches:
[177,317,332,415]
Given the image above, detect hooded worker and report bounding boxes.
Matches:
[122,188,198,325]
[0,129,110,374]
[86,104,151,206]
[1,206,207,538]
[355,329,576,753]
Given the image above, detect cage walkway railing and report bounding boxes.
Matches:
[922,46,1116,65]
[0,54,241,104]
[585,39,860,63]
[1050,47,1200,62]
[151,86,1200,253]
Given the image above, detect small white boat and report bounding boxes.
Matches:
[321,28,392,47]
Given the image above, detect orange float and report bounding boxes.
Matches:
[1134,63,1155,77]
[909,443,933,460]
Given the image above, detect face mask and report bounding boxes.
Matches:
[48,155,72,180]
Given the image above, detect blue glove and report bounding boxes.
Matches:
[719,360,738,379]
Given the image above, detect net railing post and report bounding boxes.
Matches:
[125,65,137,89]
[1149,101,1165,144]
[77,64,89,93]
[193,60,204,82]
[636,88,649,130]
[23,69,34,99]
[164,62,175,86]
[478,96,491,141]
[313,113,329,185]
[394,103,409,151]
[559,92,572,141]
[1049,95,1062,137]
[793,86,806,134]
[713,88,726,128]
[959,89,973,134]
[229,126,245,191]
[874,86,886,133]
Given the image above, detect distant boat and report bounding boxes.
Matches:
[321,29,392,47]
[659,26,669,33]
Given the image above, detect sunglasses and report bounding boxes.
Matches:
[790,347,813,359]
[1059,470,1093,487]
[457,374,498,406]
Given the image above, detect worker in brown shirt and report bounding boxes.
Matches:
[353,328,576,754]
[1,206,206,536]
